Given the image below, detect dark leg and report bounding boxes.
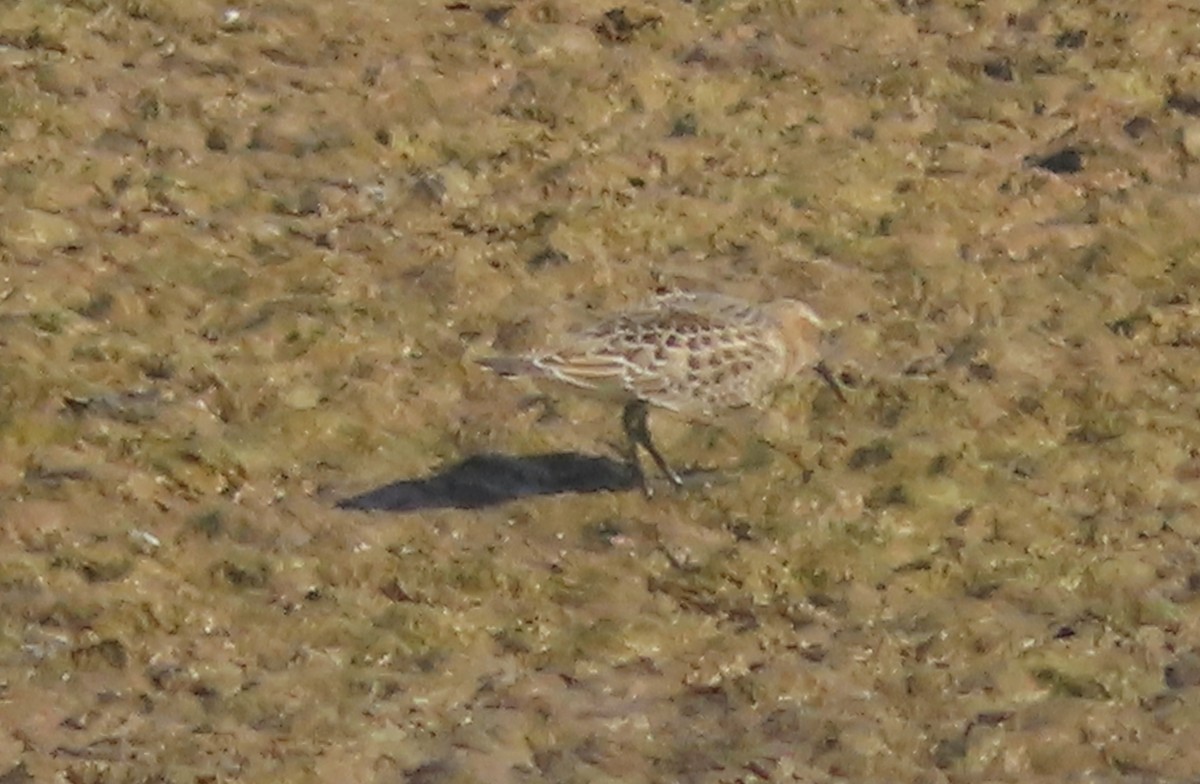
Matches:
[621,400,683,494]
[619,407,648,493]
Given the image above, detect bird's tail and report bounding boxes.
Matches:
[477,356,542,377]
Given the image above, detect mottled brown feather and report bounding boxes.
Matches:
[479,291,828,417]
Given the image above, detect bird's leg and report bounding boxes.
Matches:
[619,414,649,494]
[621,400,684,495]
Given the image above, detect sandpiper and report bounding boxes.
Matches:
[479,291,840,494]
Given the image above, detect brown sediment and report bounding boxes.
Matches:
[2,1,1199,781]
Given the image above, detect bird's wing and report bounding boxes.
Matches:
[528,350,638,391]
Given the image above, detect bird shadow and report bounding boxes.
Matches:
[335,451,641,512]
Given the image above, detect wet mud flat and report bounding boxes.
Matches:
[1,0,1199,781]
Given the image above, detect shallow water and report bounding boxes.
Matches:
[2,0,1199,781]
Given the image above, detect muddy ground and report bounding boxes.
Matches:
[2,0,1200,781]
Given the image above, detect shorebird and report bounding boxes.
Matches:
[479,291,841,494]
